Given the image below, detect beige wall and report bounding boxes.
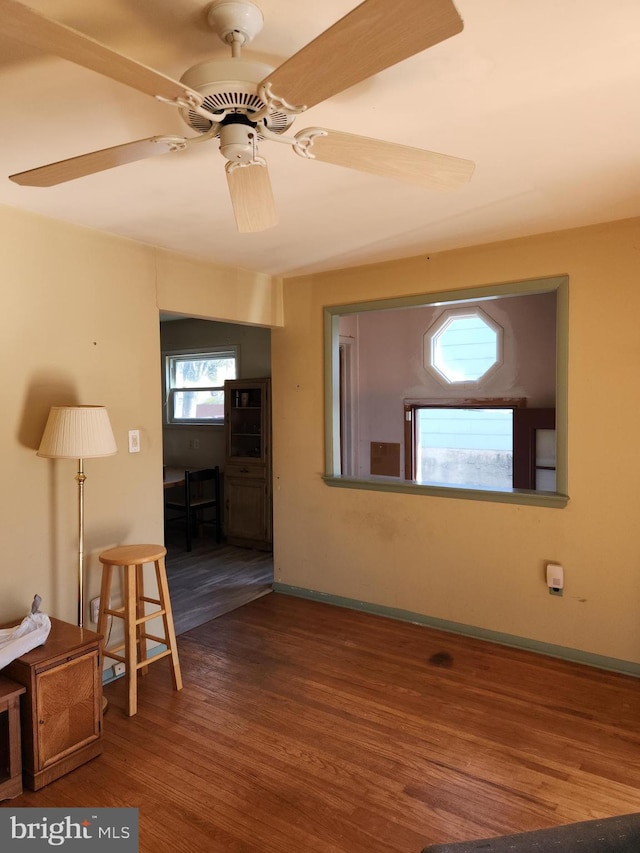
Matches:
[271,217,640,665]
[0,205,282,628]
[5,198,640,668]
[155,249,283,327]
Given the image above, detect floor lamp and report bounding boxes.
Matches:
[37,406,117,628]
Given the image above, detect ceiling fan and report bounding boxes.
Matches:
[3,0,475,233]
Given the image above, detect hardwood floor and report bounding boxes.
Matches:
[5,594,640,853]
[164,529,273,634]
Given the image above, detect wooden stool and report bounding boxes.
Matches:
[0,676,26,800]
[97,544,182,716]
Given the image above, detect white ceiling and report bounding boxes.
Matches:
[1,0,640,278]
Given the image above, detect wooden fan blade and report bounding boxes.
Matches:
[261,0,463,111]
[1,0,200,103]
[226,161,278,233]
[10,137,183,187]
[302,129,474,190]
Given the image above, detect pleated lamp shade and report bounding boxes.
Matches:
[37,406,117,459]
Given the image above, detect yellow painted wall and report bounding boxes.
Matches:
[0,205,282,627]
[155,249,283,327]
[271,217,640,664]
[4,197,638,667]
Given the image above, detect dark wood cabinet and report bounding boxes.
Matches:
[224,377,272,550]
[3,617,103,790]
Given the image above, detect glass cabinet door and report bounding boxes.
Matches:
[228,385,264,460]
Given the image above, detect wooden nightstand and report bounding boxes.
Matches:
[3,617,103,790]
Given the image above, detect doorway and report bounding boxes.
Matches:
[160,315,274,634]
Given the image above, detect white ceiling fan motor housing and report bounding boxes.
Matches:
[179,57,293,135]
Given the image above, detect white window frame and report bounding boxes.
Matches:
[424,306,503,386]
[164,347,238,426]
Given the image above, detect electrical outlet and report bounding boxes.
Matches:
[546,563,564,596]
[90,596,100,623]
[113,662,125,678]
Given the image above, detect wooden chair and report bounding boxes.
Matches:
[164,467,222,551]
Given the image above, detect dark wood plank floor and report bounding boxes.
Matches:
[5,594,640,853]
[164,529,273,634]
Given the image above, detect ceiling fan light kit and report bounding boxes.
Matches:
[219,121,259,163]
[4,0,475,233]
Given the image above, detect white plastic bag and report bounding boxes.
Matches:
[0,595,51,669]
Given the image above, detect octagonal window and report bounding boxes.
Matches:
[425,307,502,384]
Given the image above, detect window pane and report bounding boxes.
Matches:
[173,390,225,421]
[416,408,513,489]
[165,349,237,423]
[172,355,236,389]
[432,314,499,382]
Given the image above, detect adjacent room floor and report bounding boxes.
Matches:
[164,527,273,634]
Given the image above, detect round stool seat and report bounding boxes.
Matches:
[99,544,166,566]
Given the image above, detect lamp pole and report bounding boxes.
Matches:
[76,458,86,628]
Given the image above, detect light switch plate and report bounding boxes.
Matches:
[128,429,140,453]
